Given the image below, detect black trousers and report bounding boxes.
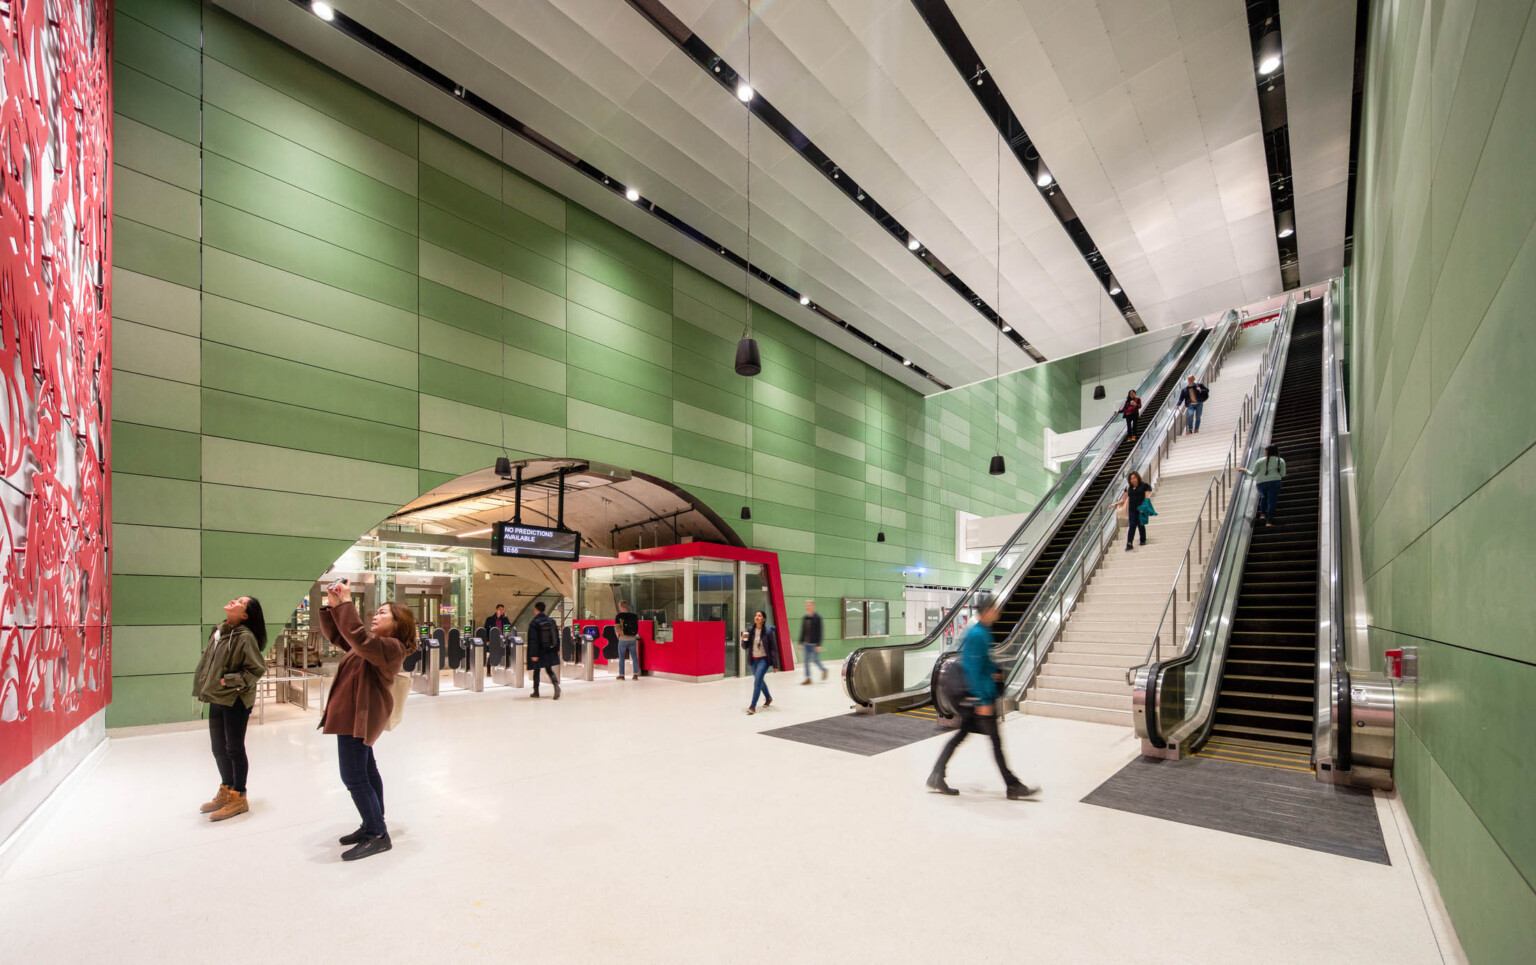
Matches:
[1124,413,1138,437]
[530,665,559,694]
[209,701,252,793]
[932,702,1019,787]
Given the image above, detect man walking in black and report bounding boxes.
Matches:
[799,600,827,685]
[528,602,561,699]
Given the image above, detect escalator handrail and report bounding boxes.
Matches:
[983,312,1240,707]
[1139,296,1298,750]
[929,311,1240,715]
[1316,279,1351,769]
[843,317,1205,708]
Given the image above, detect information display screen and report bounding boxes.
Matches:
[490,522,581,562]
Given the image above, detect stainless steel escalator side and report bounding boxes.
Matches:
[929,310,1242,718]
[843,319,1205,711]
[1134,297,1298,756]
[1316,279,1394,789]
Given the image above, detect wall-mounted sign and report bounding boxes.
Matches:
[491,522,581,562]
[439,605,456,616]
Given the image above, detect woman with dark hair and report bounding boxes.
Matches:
[1117,470,1154,551]
[193,596,268,821]
[1117,390,1144,442]
[740,609,779,715]
[1240,444,1287,525]
[318,580,417,861]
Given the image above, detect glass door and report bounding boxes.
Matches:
[741,563,771,674]
[693,559,737,677]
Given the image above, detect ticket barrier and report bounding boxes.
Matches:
[451,627,484,692]
[445,626,466,673]
[488,627,526,688]
[575,626,596,682]
[411,628,443,696]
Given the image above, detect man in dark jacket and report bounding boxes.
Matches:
[614,601,642,680]
[799,600,827,685]
[483,604,512,636]
[527,602,561,699]
[1177,374,1210,433]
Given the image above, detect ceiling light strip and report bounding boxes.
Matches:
[908,0,1146,335]
[286,0,951,388]
[1247,0,1300,290]
[623,0,1046,363]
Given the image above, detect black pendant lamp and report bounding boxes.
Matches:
[740,505,751,520]
[734,2,762,381]
[987,111,1006,479]
[1092,283,1106,400]
[989,454,1006,476]
[734,336,761,376]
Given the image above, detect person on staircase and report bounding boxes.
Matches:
[528,601,562,699]
[193,596,268,822]
[926,599,1036,800]
[1117,470,1154,551]
[1240,444,1287,526]
[1177,374,1210,433]
[1117,390,1143,442]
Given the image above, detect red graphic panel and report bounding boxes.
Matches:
[0,1,114,786]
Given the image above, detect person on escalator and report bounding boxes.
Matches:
[1240,444,1287,525]
[1177,375,1210,433]
[527,601,561,699]
[927,600,1035,800]
[1117,390,1143,442]
[1117,470,1153,550]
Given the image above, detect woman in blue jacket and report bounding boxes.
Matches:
[741,610,779,714]
[927,600,1036,799]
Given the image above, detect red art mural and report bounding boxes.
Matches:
[0,0,113,786]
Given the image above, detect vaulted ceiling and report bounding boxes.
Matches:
[226,0,1355,392]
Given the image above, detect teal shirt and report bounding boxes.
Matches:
[959,621,1000,704]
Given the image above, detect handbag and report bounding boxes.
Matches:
[385,673,412,731]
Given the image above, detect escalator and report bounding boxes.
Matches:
[1207,300,1323,757]
[988,328,1210,645]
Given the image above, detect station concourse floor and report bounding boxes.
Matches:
[2,667,1459,964]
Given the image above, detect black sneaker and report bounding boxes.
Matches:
[553,685,561,700]
[342,832,392,861]
[530,692,540,698]
[1006,783,1039,801]
[338,826,367,846]
[927,773,959,796]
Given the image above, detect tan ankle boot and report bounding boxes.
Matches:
[200,785,232,814]
[209,790,249,822]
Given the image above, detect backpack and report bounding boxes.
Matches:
[1194,383,1210,402]
[938,656,971,708]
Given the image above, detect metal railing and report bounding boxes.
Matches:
[931,310,1244,716]
[844,317,1209,710]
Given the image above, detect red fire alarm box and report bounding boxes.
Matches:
[1385,648,1403,679]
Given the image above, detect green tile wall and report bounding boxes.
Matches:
[107,0,1079,726]
[1351,0,1536,959]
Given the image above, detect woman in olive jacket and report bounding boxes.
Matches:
[193,596,267,822]
[317,581,417,861]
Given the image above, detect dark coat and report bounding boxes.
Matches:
[483,613,512,634]
[527,613,560,668]
[739,625,781,670]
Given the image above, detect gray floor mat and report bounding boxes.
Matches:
[761,711,946,756]
[1082,755,1388,863]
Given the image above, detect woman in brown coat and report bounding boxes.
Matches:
[318,580,416,861]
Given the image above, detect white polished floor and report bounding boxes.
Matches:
[1,668,1459,964]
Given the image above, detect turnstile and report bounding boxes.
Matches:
[411,628,443,695]
[452,627,484,692]
[489,627,526,688]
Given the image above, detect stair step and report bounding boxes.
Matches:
[1215,706,1313,723]
[1219,690,1313,702]
[1211,723,1314,745]
[1036,673,1132,694]
[1030,688,1132,710]
[1022,700,1131,727]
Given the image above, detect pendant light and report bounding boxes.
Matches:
[875,353,886,542]
[1092,284,1107,400]
[734,1,761,378]
[988,109,1005,477]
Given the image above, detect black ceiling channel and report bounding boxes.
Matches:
[1341,0,1371,267]
[909,0,1146,335]
[1246,0,1300,290]
[283,0,951,388]
[624,0,1045,364]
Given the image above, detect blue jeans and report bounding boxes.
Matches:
[750,656,772,709]
[1257,480,1282,521]
[618,639,640,677]
[337,735,386,837]
[802,644,826,678]
[1185,401,1204,431]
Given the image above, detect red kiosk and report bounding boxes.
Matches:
[573,543,793,681]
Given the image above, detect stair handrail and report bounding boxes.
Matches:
[1132,296,1298,752]
[931,311,1242,715]
[843,317,1206,709]
[1314,279,1350,770]
[1128,312,1290,678]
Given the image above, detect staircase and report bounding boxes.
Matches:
[1156,325,1270,478]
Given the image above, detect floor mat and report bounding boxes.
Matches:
[1082,756,1388,864]
[761,711,946,756]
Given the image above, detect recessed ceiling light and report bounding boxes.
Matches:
[903,358,912,366]
[907,237,920,251]
[1036,166,1054,188]
[312,1,335,21]
[737,82,754,102]
[1108,275,1122,295]
[1001,324,1012,333]
[625,186,640,201]
[1277,209,1295,238]
[1258,31,1282,75]
[575,480,592,487]
[799,294,810,306]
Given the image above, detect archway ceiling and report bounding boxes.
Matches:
[222,0,1354,390]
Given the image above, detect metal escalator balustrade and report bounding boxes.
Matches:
[931,311,1245,717]
[843,318,1212,712]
